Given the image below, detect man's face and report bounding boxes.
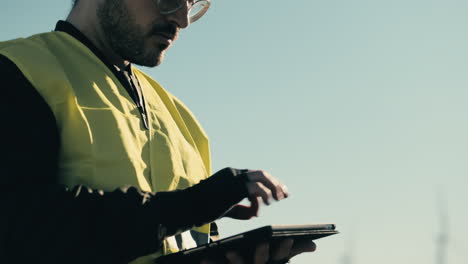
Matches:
[97,0,185,67]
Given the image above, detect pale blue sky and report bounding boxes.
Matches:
[2,0,468,263]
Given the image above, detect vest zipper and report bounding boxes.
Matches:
[122,70,149,130]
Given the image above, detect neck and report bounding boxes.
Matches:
[66,3,129,69]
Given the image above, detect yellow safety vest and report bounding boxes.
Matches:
[0,31,212,262]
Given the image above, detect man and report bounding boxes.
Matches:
[0,0,316,263]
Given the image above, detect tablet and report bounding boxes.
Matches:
[154,224,338,264]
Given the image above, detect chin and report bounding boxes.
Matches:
[151,53,165,67]
[131,51,165,67]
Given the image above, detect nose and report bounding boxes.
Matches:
[165,4,190,29]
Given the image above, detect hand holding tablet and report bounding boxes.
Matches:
[154,224,339,264]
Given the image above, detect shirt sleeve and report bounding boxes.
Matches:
[0,55,248,264]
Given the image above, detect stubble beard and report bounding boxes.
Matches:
[97,0,165,67]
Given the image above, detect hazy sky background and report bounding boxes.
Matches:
[2,0,468,263]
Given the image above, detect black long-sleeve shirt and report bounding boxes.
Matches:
[0,21,247,264]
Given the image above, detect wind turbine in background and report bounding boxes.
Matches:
[340,250,353,264]
[340,228,354,264]
[436,189,449,264]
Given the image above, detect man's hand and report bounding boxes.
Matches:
[224,170,289,220]
[200,239,317,264]
[198,169,316,264]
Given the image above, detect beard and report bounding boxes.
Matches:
[97,0,178,67]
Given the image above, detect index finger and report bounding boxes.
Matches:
[246,170,289,201]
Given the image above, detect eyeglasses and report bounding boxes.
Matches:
[156,0,211,23]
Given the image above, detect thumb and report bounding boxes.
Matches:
[224,198,260,220]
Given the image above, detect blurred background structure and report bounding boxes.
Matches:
[2,1,468,263]
[436,190,449,264]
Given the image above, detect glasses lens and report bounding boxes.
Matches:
[189,0,210,23]
[157,0,210,23]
